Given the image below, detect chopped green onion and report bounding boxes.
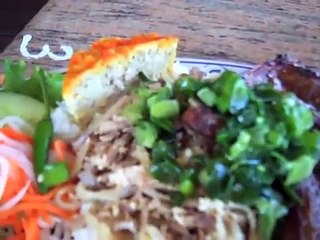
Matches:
[266,129,284,148]
[197,87,216,107]
[151,117,175,132]
[134,121,158,148]
[278,94,314,138]
[174,76,203,98]
[300,130,320,158]
[151,140,176,163]
[285,155,316,185]
[147,87,172,109]
[255,198,288,240]
[213,70,249,114]
[198,161,229,198]
[179,179,195,196]
[150,161,181,183]
[121,99,145,123]
[237,104,257,127]
[136,87,155,98]
[229,131,251,160]
[122,70,320,240]
[150,100,180,119]
[229,181,261,205]
[253,84,281,102]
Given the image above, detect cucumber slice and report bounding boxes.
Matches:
[0,92,46,124]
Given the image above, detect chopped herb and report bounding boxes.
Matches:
[150,100,180,119]
[134,121,158,148]
[126,70,320,240]
[285,155,316,185]
[197,87,216,107]
[213,70,249,113]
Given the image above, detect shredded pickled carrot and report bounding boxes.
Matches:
[0,128,78,240]
[0,127,32,144]
[53,139,68,161]
[21,214,39,240]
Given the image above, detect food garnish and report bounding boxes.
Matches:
[0,125,75,240]
[2,59,63,107]
[0,59,76,240]
[121,69,320,240]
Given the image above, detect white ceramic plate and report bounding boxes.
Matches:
[57,57,254,75]
[175,57,254,75]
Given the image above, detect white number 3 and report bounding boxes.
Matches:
[20,34,73,61]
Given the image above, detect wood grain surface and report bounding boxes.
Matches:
[0,0,320,70]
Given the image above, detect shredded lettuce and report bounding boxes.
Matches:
[1,59,64,107]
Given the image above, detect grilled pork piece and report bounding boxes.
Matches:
[244,54,320,240]
[245,54,320,127]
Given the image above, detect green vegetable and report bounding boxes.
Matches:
[270,151,290,175]
[33,70,54,193]
[151,140,176,163]
[0,92,46,125]
[197,87,216,107]
[261,188,283,203]
[247,117,270,150]
[121,99,145,123]
[229,131,251,160]
[150,100,180,119]
[134,121,158,148]
[179,179,195,196]
[213,70,249,114]
[150,161,181,183]
[33,118,53,193]
[2,59,64,107]
[253,84,281,103]
[150,117,175,132]
[180,168,197,182]
[235,164,274,186]
[230,182,261,205]
[281,183,301,204]
[278,93,314,138]
[199,161,229,198]
[285,155,316,185]
[136,87,155,99]
[237,104,257,127]
[255,198,288,240]
[40,162,70,188]
[174,76,203,99]
[147,87,172,109]
[266,123,287,148]
[299,130,320,158]
[125,70,320,240]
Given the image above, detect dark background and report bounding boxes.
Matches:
[0,0,48,52]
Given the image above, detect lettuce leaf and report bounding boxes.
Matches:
[1,59,64,107]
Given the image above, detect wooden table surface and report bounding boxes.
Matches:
[1,0,320,70]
